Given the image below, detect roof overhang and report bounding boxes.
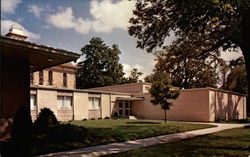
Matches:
[116,97,144,101]
[0,36,80,72]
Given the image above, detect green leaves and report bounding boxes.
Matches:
[149,77,180,111]
[76,37,125,89]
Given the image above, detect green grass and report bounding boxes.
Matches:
[31,119,214,155]
[106,127,250,157]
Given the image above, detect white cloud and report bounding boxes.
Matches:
[90,0,135,33]
[46,0,135,34]
[46,7,92,34]
[1,0,22,14]
[28,5,43,18]
[1,20,41,40]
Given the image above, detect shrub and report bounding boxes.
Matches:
[11,105,33,157]
[34,108,58,134]
[90,118,95,120]
[46,124,88,142]
[98,117,102,120]
[104,116,110,119]
[82,118,87,121]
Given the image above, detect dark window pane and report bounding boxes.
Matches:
[125,101,129,108]
[119,102,123,108]
[63,73,67,87]
[119,109,123,116]
[125,110,129,116]
[48,71,53,85]
[39,71,43,85]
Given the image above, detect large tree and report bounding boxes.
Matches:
[145,51,220,89]
[149,77,180,123]
[77,37,124,89]
[223,57,247,94]
[129,0,250,113]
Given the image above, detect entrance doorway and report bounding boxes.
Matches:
[118,100,131,117]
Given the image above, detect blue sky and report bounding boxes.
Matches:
[1,0,243,79]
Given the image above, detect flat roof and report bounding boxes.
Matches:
[30,85,131,96]
[0,36,80,72]
[116,97,144,101]
[89,82,152,90]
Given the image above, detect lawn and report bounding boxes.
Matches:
[106,127,250,157]
[31,119,214,155]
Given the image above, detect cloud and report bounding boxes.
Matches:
[46,0,135,34]
[28,5,43,18]
[1,20,41,40]
[90,0,135,33]
[46,7,92,34]
[1,0,22,14]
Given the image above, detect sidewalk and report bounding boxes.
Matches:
[39,123,250,157]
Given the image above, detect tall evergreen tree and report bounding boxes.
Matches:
[77,37,124,89]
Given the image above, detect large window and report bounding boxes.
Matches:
[39,71,43,85]
[48,71,53,86]
[88,97,100,110]
[57,96,72,110]
[63,73,67,87]
[30,95,36,110]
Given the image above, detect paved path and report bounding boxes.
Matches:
[39,123,250,157]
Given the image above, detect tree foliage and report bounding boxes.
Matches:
[145,51,220,89]
[222,57,247,94]
[77,37,125,89]
[129,0,250,95]
[123,68,143,84]
[149,77,180,122]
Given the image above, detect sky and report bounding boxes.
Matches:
[1,0,243,80]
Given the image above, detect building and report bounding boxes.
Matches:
[0,25,80,140]
[30,66,247,122]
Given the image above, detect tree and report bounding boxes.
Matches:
[77,37,124,89]
[149,78,180,123]
[223,57,247,94]
[146,52,220,88]
[123,68,143,83]
[129,0,250,114]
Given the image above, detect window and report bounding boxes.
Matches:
[119,109,123,116]
[30,73,33,85]
[119,102,123,108]
[48,71,53,86]
[125,101,129,108]
[88,97,100,110]
[39,71,43,85]
[63,73,67,87]
[30,95,36,110]
[57,96,72,110]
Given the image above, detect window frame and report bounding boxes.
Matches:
[57,96,72,110]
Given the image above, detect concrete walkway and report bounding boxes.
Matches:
[39,123,250,157]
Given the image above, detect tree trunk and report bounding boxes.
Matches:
[241,8,250,116]
[164,110,167,123]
